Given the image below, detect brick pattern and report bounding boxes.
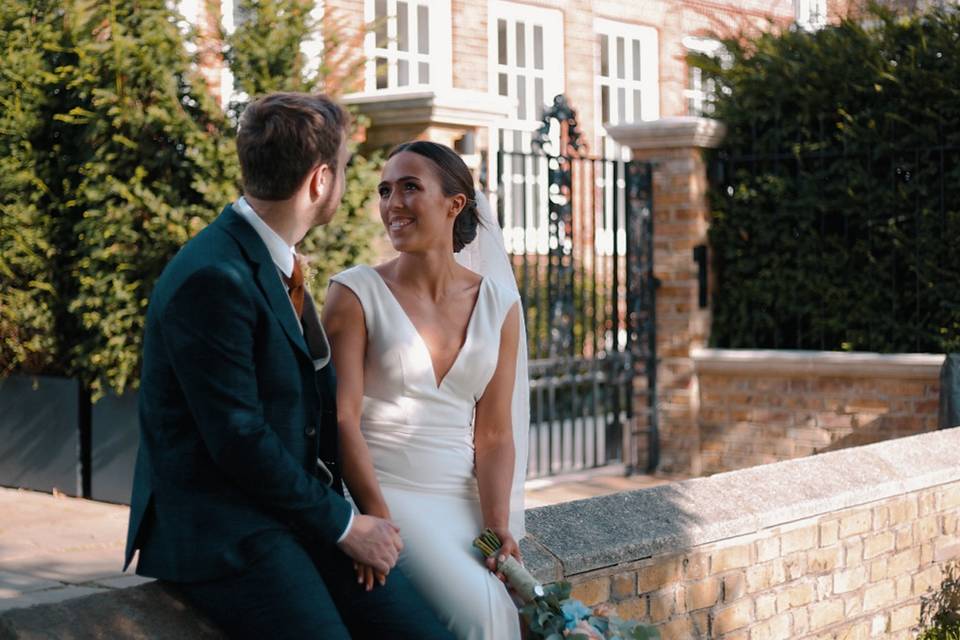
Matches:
[697,372,940,475]
[628,146,712,474]
[451,0,488,92]
[565,483,960,639]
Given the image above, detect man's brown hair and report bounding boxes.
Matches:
[237,92,349,201]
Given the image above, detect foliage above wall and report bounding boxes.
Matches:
[0,0,382,397]
[698,5,960,353]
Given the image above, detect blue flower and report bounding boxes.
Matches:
[560,599,593,630]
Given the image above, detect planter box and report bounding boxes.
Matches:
[0,375,82,496]
[91,389,139,504]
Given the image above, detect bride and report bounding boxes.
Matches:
[323,141,529,640]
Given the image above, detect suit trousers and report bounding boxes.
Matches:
[173,528,455,640]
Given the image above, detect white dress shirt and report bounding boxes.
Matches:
[233,197,354,542]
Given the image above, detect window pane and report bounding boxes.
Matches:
[617,87,625,122]
[632,40,641,81]
[535,77,544,120]
[616,37,625,80]
[376,56,388,89]
[599,34,608,77]
[417,5,429,54]
[633,89,642,120]
[397,2,409,52]
[375,0,387,48]
[533,25,543,70]
[398,59,409,86]
[601,85,609,123]
[498,72,508,96]
[498,19,507,65]
[516,76,527,119]
[515,22,526,67]
[419,61,429,83]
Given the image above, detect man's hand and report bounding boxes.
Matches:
[336,514,403,576]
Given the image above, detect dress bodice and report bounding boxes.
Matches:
[329,264,519,494]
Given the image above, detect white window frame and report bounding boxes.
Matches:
[488,1,564,255]
[591,19,658,257]
[795,0,827,30]
[682,36,723,117]
[363,0,452,92]
[594,17,659,159]
[488,1,564,144]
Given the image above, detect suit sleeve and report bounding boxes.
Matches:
[160,264,353,545]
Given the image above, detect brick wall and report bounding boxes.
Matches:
[522,429,960,640]
[694,351,943,475]
[565,483,956,639]
[451,0,488,92]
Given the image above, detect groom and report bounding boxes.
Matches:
[124,92,452,639]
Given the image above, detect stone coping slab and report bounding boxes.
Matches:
[521,428,960,580]
[692,347,943,379]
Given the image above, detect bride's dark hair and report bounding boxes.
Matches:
[387,141,480,253]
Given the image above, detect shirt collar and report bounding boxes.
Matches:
[233,196,296,278]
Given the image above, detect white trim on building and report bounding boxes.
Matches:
[795,0,827,30]
[682,35,723,117]
[363,0,452,92]
[594,17,659,159]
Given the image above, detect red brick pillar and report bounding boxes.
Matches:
[607,117,726,475]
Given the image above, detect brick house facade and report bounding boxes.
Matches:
[188,0,841,157]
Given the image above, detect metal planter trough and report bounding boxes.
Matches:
[0,375,82,496]
[90,389,139,504]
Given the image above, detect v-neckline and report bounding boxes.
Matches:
[366,265,485,389]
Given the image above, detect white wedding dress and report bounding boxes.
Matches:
[330,264,523,640]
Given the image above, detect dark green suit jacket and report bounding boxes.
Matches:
[124,204,353,582]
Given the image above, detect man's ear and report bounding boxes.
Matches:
[309,163,331,200]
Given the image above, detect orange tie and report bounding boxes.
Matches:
[285,256,305,318]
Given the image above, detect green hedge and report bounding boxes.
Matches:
[0,0,381,397]
[700,5,960,353]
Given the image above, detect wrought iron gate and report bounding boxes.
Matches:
[490,95,658,478]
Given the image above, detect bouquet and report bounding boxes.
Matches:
[474,529,660,640]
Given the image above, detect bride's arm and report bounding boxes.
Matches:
[323,282,393,522]
[474,302,522,571]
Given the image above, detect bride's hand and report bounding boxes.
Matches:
[483,527,522,582]
[353,562,388,591]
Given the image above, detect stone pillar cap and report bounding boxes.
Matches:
[341,89,514,128]
[605,116,727,150]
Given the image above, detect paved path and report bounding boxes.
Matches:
[0,469,685,613]
[0,488,150,613]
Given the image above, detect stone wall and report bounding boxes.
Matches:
[692,349,944,475]
[520,429,960,640]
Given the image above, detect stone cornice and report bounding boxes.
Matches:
[690,348,943,379]
[340,89,514,128]
[604,116,727,150]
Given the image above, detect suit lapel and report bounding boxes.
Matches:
[217,205,310,359]
[301,289,331,370]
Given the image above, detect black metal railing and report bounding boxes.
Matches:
[493,100,656,477]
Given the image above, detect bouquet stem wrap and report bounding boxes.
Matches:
[473,528,544,603]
